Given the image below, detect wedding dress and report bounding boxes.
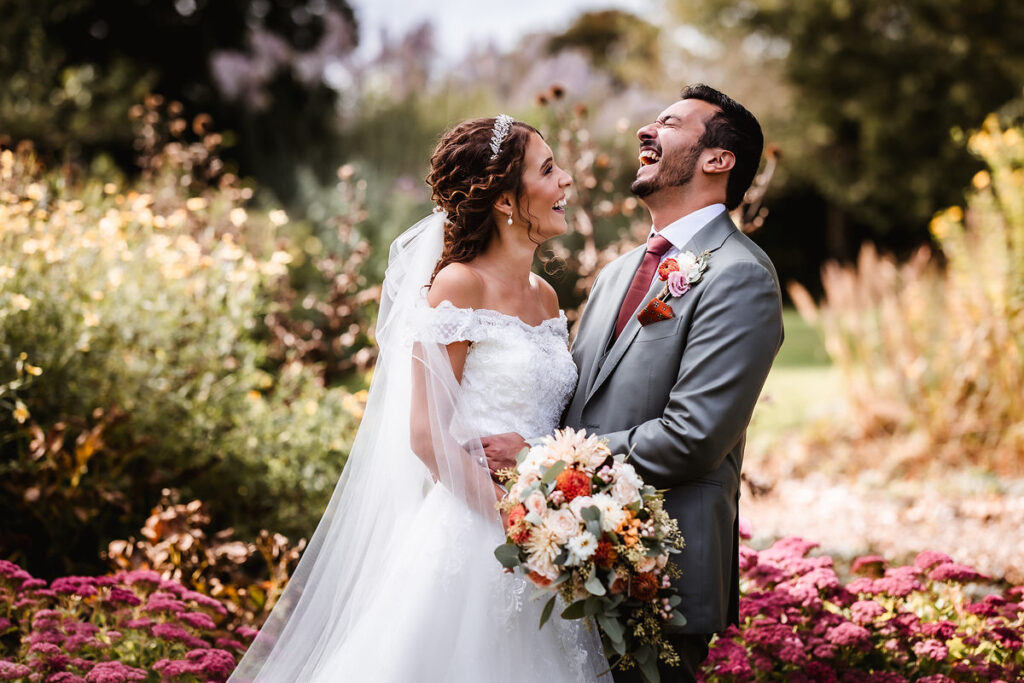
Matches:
[229,214,609,682]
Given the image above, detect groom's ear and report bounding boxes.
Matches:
[702,148,735,176]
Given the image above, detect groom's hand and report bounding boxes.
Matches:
[481,432,528,474]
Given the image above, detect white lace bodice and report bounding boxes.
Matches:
[412,300,577,439]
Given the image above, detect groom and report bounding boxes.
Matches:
[485,84,783,682]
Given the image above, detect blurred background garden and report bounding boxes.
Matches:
[1,0,1023,679]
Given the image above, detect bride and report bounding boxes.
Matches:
[229,115,610,682]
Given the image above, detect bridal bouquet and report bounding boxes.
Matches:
[494,428,685,682]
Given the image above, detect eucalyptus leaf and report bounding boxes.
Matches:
[669,611,687,627]
[584,596,603,617]
[541,459,567,484]
[539,595,557,629]
[515,446,530,465]
[637,646,660,683]
[597,614,624,643]
[494,543,521,569]
[561,600,586,620]
[585,572,607,596]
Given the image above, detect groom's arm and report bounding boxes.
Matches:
[599,260,783,487]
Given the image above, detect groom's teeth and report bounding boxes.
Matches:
[639,149,660,165]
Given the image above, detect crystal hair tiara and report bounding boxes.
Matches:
[489,114,514,160]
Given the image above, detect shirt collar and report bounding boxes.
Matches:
[648,203,727,251]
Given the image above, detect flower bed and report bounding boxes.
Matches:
[701,538,1024,682]
[0,560,252,682]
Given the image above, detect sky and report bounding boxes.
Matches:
[349,0,653,63]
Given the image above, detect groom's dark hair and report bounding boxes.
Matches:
[681,84,763,210]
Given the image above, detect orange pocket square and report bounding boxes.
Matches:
[637,298,674,326]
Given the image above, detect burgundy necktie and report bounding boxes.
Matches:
[613,234,673,339]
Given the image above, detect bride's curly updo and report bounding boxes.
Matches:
[426,116,541,285]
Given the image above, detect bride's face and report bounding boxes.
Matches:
[514,132,572,240]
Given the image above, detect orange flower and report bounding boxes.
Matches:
[657,258,679,281]
[629,572,659,601]
[555,467,591,502]
[528,571,552,587]
[506,504,531,544]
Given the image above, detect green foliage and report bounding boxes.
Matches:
[672,0,1024,240]
[547,10,663,88]
[0,141,362,577]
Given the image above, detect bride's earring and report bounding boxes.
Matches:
[507,212,514,226]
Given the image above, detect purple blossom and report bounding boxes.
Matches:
[928,562,989,583]
[103,588,140,607]
[850,600,886,625]
[850,555,886,577]
[826,622,872,649]
[912,638,949,661]
[118,570,162,588]
[50,577,98,599]
[0,617,10,631]
[0,560,32,583]
[143,592,186,615]
[152,622,208,649]
[988,626,1023,650]
[916,675,954,683]
[913,550,953,571]
[184,648,236,679]
[122,618,152,630]
[83,661,147,683]
[179,611,217,630]
[0,661,32,681]
[182,590,228,616]
[214,637,245,651]
[47,674,86,683]
[235,626,258,640]
[22,578,48,590]
[921,620,956,640]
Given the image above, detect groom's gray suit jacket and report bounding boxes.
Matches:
[564,211,783,635]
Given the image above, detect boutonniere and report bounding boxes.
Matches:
[637,250,710,326]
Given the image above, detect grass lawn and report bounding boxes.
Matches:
[751,310,843,438]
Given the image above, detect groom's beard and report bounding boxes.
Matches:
[630,142,702,198]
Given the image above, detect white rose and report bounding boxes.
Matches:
[508,482,525,502]
[524,491,547,517]
[544,509,581,543]
[615,462,644,490]
[592,493,627,532]
[637,555,657,573]
[677,251,698,273]
[656,554,668,569]
[568,495,595,520]
[611,477,641,506]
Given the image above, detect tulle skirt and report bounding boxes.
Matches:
[307,482,608,682]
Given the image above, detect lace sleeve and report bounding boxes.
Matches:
[411,300,491,345]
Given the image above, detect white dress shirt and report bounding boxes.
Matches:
[647,203,726,288]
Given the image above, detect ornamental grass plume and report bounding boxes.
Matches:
[788,110,1024,477]
[700,538,1024,682]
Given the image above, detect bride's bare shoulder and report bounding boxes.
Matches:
[427,262,485,310]
[531,273,561,318]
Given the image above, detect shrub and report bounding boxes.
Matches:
[0,132,363,577]
[789,111,1024,475]
[0,558,251,682]
[701,538,1024,682]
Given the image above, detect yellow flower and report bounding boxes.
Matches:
[13,400,30,424]
[269,209,289,226]
[229,207,248,227]
[186,197,208,211]
[25,364,42,376]
[972,170,991,190]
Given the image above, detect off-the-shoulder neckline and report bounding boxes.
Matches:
[431,299,566,331]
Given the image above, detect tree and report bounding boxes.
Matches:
[670,0,1024,254]
[0,0,357,202]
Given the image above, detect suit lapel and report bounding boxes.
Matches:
[584,212,738,405]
